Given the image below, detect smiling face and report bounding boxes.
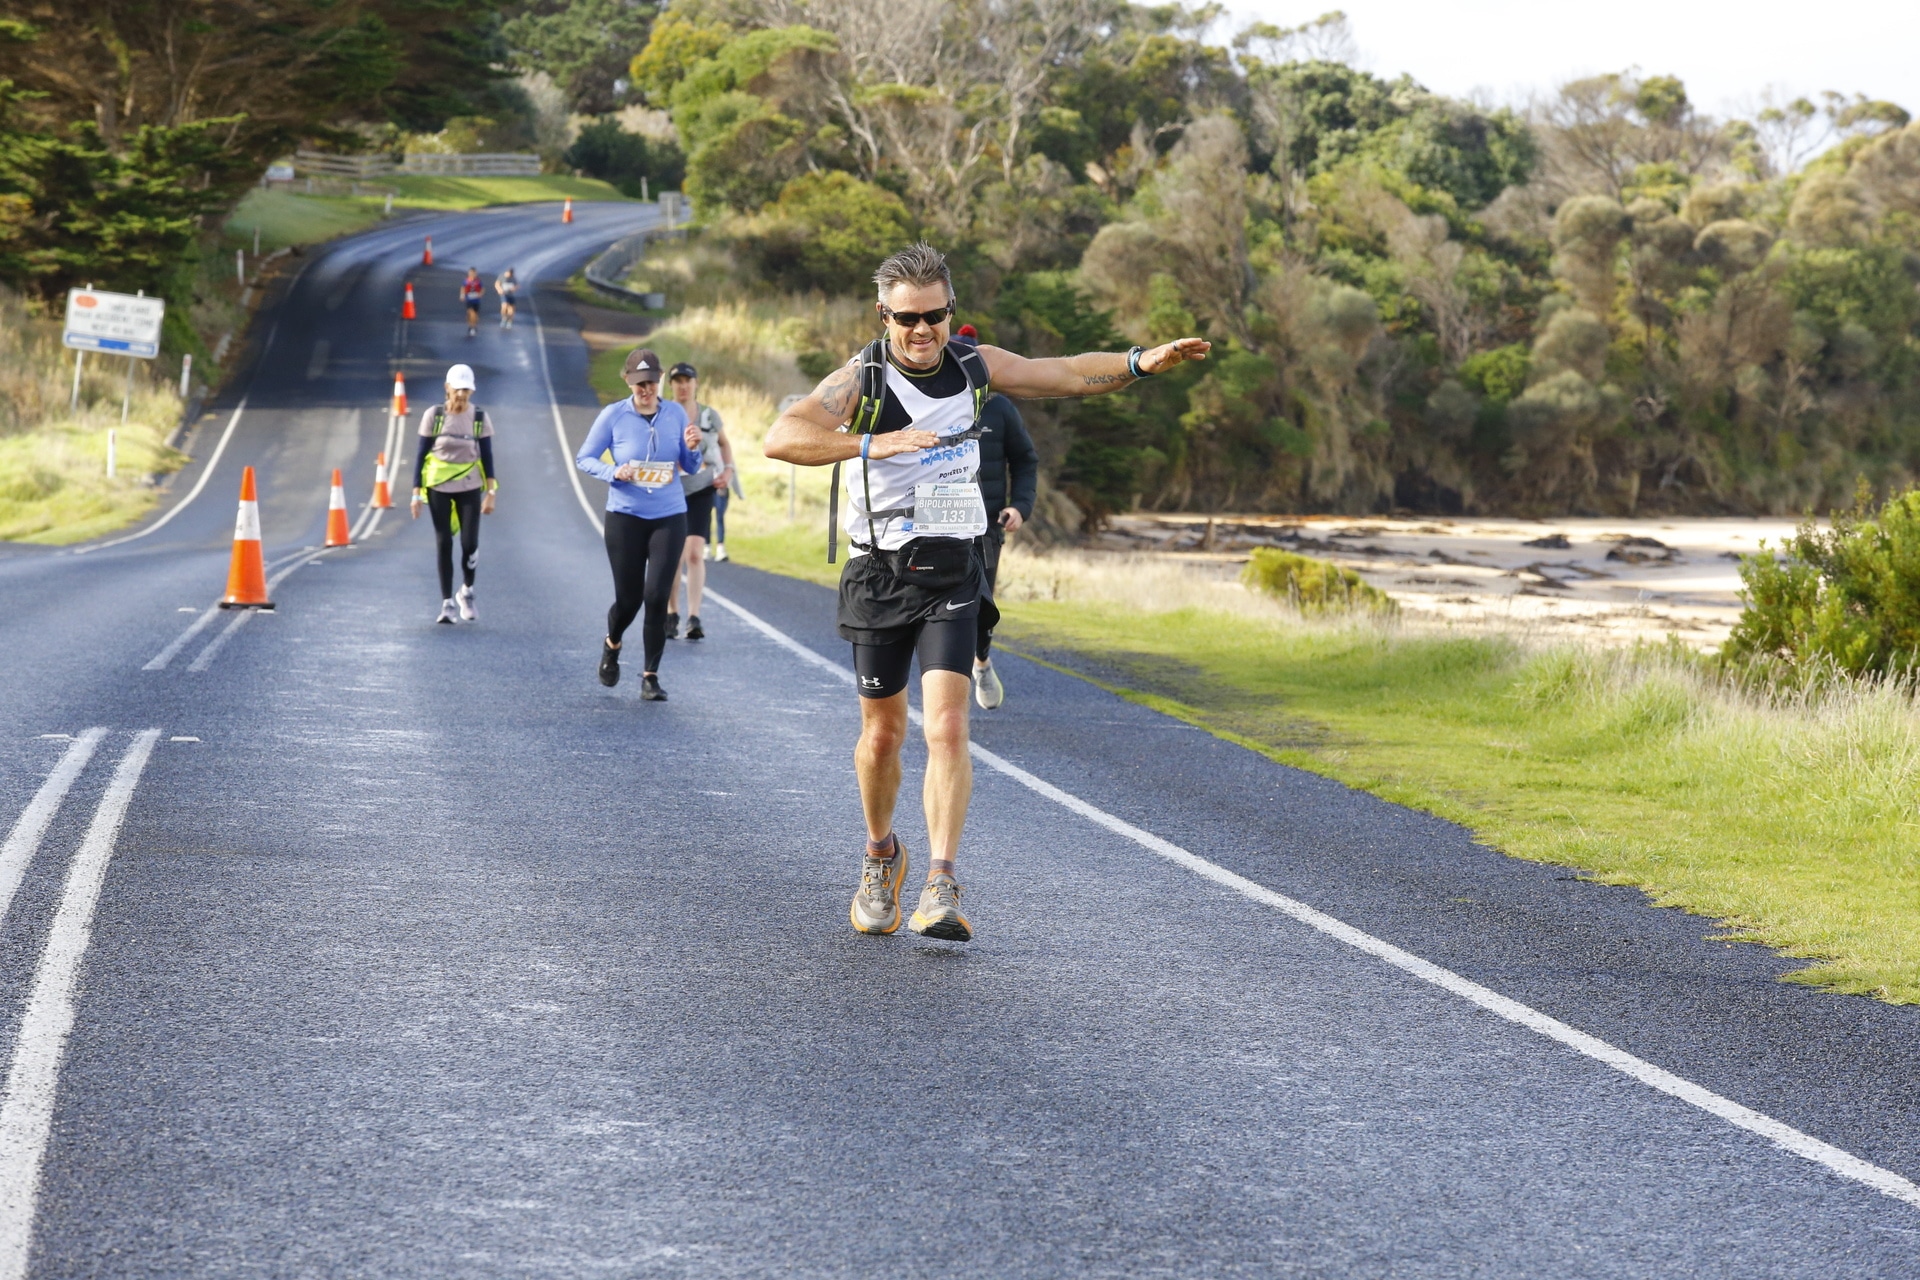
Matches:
[879,281,953,369]
[630,379,660,413]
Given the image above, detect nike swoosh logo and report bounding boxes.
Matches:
[946,599,975,610]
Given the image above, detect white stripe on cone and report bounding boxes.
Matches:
[233,500,261,543]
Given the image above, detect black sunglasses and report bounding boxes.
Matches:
[881,304,954,329]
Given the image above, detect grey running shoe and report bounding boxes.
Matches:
[973,659,1004,710]
[850,837,909,935]
[665,611,680,640]
[436,599,459,625]
[909,874,972,942]
[455,584,476,622]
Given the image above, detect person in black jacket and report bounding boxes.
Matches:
[970,389,1037,709]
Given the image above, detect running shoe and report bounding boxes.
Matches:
[467,325,476,338]
[455,585,476,622]
[712,543,729,562]
[973,659,1004,710]
[598,640,621,687]
[851,837,909,935]
[685,615,704,640]
[665,611,680,640]
[436,599,459,625]
[640,674,667,701]
[909,874,972,941]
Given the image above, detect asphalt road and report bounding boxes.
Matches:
[0,203,1917,1277]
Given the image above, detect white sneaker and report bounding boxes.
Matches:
[712,542,729,562]
[455,584,476,622]
[436,599,459,625]
[973,659,1004,710]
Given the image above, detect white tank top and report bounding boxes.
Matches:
[844,358,982,554]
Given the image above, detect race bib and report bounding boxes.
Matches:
[906,482,988,537]
[627,461,675,489]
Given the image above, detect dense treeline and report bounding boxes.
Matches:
[630,2,1920,521]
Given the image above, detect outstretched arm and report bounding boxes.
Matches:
[763,358,940,466]
[977,338,1211,400]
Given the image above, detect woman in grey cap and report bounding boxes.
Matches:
[666,361,734,640]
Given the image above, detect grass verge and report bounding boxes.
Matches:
[987,585,1920,1004]
[226,176,630,252]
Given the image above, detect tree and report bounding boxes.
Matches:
[503,0,659,115]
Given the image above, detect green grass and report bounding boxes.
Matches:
[983,601,1920,1003]
[226,176,629,251]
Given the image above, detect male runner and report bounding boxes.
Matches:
[460,267,485,337]
[495,268,518,328]
[764,243,1208,942]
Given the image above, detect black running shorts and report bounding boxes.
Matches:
[684,485,716,541]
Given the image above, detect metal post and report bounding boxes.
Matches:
[106,429,116,479]
[179,353,192,398]
[236,249,245,287]
[121,354,133,425]
[641,176,648,202]
[253,224,260,255]
[70,349,84,412]
[384,192,393,215]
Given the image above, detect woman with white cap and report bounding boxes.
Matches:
[411,362,497,624]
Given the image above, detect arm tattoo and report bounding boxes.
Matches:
[819,367,858,417]
[1082,372,1130,387]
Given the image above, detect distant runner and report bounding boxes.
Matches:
[410,363,497,624]
[765,243,1209,942]
[575,347,703,701]
[968,390,1037,710]
[461,267,485,338]
[494,268,517,328]
[666,362,735,641]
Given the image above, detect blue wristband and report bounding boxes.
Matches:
[860,433,873,459]
[1127,345,1152,378]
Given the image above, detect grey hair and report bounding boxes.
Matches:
[874,242,952,301]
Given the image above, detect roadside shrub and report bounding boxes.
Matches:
[1724,485,1920,680]
[733,172,913,294]
[1241,548,1396,615]
[564,119,685,198]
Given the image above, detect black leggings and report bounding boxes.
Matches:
[604,510,688,674]
[427,488,481,599]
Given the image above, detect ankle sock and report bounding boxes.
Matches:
[866,833,898,860]
[929,858,956,879]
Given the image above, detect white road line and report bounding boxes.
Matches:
[697,586,1920,1212]
[531,300,605,535]
[0,729,161,1280]
[0,731,107,927]
[142,605,222,671]
[185,609,255,672]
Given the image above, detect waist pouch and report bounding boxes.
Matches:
[837,538,996,642]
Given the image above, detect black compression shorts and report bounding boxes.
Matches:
[853,613,977,698]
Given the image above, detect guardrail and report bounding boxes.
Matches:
[584,216,680,308]
[401,152,542,176]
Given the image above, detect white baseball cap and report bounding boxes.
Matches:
[445,363,476,390]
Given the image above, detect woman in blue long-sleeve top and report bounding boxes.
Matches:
[576,346,704,701]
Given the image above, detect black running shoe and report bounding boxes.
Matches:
[664,611,680,640]
[641,674,667,701]
[598,640,620,687]
[685,615,704,640]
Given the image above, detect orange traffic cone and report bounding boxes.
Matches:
[402,282,416,320]
[372,452,393,509]
[562,198,574,224]
[220,466,273,609]
[423,236,434,265]
[391,371,408,416]
[325,468,351,547]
